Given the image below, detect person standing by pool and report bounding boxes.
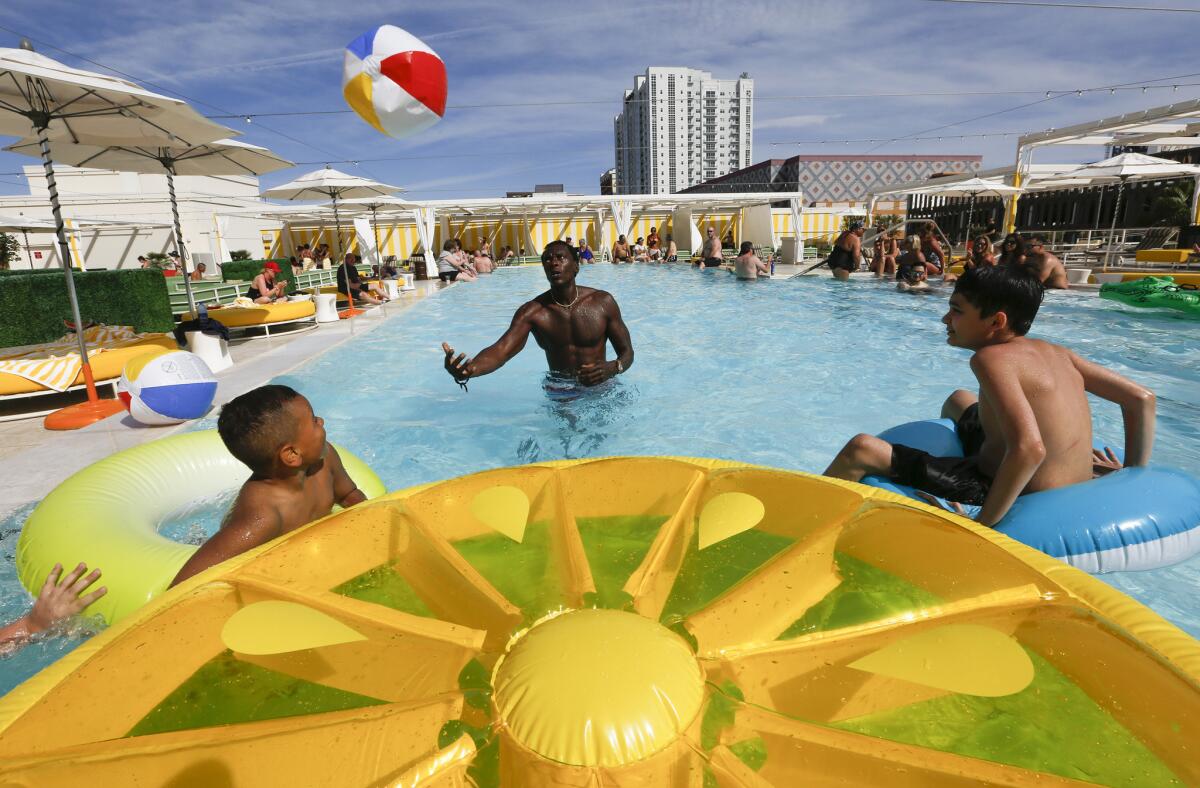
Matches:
[1022,235,1070,290]
[441,240,634,388]
[826,221,864,280]
[824,265,1155,527]
[734,242,770,280]
[699,226,723,268]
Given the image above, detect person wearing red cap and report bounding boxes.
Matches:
[247,261,287,304]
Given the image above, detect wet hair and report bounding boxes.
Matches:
[952,264,1044,336]
[666,234,673,242]
[541,239,579,263]
[739,241,754,254]
[217,385,305,473]
[442,239,456,252]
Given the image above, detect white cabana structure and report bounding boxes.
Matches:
[234,191,854,276]
[1006,98,1200,231]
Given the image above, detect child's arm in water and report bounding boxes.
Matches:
[327,444,366,507]
[1070,351,1155,467]
[971,349,1047,527]
[0,563,106,653]
[169,491,283,587]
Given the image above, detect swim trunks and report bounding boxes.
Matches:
[827,245,856,272]
[703,258,723,268]
[439,271,459,282]
[889,404,991,505]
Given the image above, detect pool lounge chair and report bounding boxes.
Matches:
[0,330,177,421]
[183,299,317,339]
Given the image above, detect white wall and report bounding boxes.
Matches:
[0,166,276,271]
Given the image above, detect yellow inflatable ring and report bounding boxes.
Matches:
[1,457,1197,786]
[15,430,385,624]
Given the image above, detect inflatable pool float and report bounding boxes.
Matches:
[1,457,1197,786]
[1100,276,1200,318]
[864,419,1200,573]
[15,430,385,624]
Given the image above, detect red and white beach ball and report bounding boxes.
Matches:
[118,350,218,426]
[342,25,447,139]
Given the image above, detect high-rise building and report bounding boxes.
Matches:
[614,67,753,195]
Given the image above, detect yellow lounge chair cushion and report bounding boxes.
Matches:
[1135,249,1191,264]
[186,300,316,328]
[0,334,177,396]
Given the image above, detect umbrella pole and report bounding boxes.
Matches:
[22,228,34,268]
[165,163,198,316]
[1104,178,1126,271]
[35,125,123,429]
[964,194,976,250]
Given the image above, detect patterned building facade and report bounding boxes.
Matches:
[680,154,982,210]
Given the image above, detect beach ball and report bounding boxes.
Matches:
[118,350,218,426]
[342,25,447,139]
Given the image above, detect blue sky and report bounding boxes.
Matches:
[1,0,1199,199]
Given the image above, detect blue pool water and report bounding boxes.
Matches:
[2,264,1198,693]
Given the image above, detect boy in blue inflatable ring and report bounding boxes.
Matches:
[824,265,1156,527]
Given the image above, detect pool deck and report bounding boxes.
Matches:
[0,280,442,516]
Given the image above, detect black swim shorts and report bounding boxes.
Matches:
[703,258,723,267]
[439,271,459,282]
[889,404,991,505]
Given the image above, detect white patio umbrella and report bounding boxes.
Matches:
[0,42,231,428]
[909,178,1025,245]
[261,167,401,261]
[332,195,410,269]
[1062,153,1200,267]
[5,137,294,315]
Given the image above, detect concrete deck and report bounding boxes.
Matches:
[0,280,441,517]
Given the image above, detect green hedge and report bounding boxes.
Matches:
[220,259,295,293]
[0,269,66,278]
[0,269,173,348]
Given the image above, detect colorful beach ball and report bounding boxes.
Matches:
[342,25,447,139]
[118,350,218,426]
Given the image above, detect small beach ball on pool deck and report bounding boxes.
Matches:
[342,25,447,139]
[118,350,217,426]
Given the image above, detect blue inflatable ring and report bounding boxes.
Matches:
[863,419,1200,573]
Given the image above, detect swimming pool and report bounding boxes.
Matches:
[2,264,1198,694]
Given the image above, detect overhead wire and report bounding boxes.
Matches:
[923,0,1200,11]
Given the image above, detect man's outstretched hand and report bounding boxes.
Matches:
[578,361,617,387]
[442,342,472,388]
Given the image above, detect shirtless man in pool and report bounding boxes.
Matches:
[441,240,634,388]
[1022,234,1070,290]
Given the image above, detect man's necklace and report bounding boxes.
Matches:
[552,290,580,309]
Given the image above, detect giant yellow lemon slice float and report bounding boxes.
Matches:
[1,456,1198,787]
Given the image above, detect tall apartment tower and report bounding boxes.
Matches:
[614,67,753,195]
